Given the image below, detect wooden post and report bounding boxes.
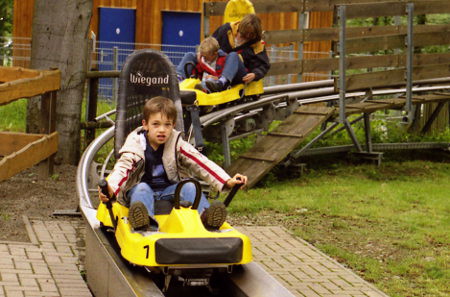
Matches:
[38,90,57,178]
[85,76,99,146]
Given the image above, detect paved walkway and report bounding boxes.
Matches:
[239,226,389,297]
[0,218,389,297]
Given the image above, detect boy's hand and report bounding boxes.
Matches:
[206,75,218,80]
[226,174,248,189]
[242,73,256,83]
[98,184,114,203]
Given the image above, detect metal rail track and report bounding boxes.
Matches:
[76,78,450,296]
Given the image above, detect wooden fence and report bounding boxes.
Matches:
[0,66,60,181]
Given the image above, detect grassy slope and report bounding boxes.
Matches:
[229,161,450,297]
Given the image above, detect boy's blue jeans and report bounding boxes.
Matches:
[176,51,247,84]
[128,181,210,218]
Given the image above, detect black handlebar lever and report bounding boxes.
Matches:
[223,180,242,207]
[98,179,117,230]
[174,179,202,210]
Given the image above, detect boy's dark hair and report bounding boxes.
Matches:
[238,14,262,41]
[143,96,177,123]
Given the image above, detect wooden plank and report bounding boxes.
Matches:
[0,132,58,182]
[204,0,303,16]
[0,69,60,106]
[240,154,277,162]
[345,2,406,18]
[414,0,450,14]
[228,106,334,188]
[295,105,335,114]
[264,30,304,44]
[305,0,375,12]
[305,0,450,14]
[0,66,39,82]
[302,58,337,73]
[0,132,44,156]
[346,69,405,91]
[253,0,303,13]
[265,24,450,44]
[346,102,395,113]
[415,31,450,47]
[412,64,450,81]
[344,94,450,115]
[203,1,227,16]
[344,31,450,54]
[343,64,450,91]
[302,53,450,74]
[345,34,404,53]
[267,60,302,76]
[267,132,304,138]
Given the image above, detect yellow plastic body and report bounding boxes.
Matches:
[179,78,263,106]
[96,202,253,267]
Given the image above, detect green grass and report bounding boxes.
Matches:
[0,99,27,132]
[0,97,116,132]
[227,160,450,297]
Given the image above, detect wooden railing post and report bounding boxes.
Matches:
[85,75,99,146]
[38,90,57,178]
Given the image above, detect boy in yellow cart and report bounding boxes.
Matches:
[98,96,247,230]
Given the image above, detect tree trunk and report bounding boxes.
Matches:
[28,0,92,164]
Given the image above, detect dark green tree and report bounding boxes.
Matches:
[0,0,13,36]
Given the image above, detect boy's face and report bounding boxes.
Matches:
[235,32,249,46]
[202,51,218,64]
[142,112,174,149]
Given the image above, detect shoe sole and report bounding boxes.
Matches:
[205,201,227,229]
[205,80,223,92]
[128,202,150,229]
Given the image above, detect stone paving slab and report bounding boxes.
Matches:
[0,219,389,297]
[239,226,389,297]
[0,218,91,297]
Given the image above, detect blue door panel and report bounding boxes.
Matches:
[98,8,136,98]
[162,12,200,65]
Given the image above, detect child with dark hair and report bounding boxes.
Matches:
[98,96,247,231]
[206,14,270,92]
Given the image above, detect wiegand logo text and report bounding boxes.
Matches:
[130,72,169,86]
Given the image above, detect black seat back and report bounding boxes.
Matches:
[115,49,184,157]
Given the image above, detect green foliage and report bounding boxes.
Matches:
[0,0,13,37]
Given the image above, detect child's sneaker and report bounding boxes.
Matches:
[205,79,226,93]
[128,201,150,230]
[194,83,209,93]
[201,201,227,230]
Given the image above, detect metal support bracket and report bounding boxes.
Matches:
[405,3,415,123]
[221,118,235,168]
[421,101,447,134]
[344,119,363,152]
[285,122,339,166]
[363,113,373,153]
[187,105,205,153]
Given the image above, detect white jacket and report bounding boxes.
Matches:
[107,127,231,205]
